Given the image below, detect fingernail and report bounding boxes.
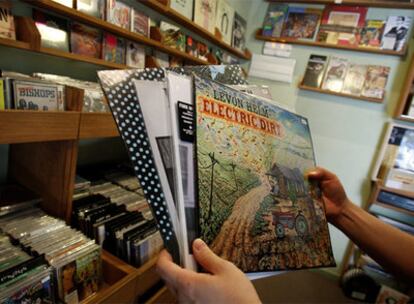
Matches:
[193,238,206,251]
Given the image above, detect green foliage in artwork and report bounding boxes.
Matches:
[198,148,260,244]
[250,195,274,237]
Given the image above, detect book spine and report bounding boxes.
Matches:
[377,190,414,212]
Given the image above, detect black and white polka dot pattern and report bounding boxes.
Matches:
[97,65,248,264]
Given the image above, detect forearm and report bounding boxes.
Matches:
[332,200,414,281]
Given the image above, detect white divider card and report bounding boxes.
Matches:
[249,54,296,83]
[166,71,197,270]
[263,42,292,58]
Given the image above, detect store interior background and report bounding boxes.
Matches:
[0,0,413,276]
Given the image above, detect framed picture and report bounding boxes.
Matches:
[372,122,414,194]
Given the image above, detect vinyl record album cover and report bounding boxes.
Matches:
[381,16,412,52]
[160,21,186,52]
[361,65,390,100]
[126,41,145,69]
[302,54,328,88]
[215,0,235,45]
[170,0,194,20]
[281,8,322,40]
[195,76,335,272]
[77,0,104,19]
[106,0,130,30]
[131,8,149,37]
[341,64,367,96]
[193,0,217,34]
[232,12,247,52]
[0,0,15,40]
[33,10,70,52]
[71,22,102,58]
[322,56,348,92]
[102,33,126,64]
[186,36,198,57]
[262,3,288,38]
[359,20,385,48]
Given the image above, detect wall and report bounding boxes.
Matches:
[241,1,414,272]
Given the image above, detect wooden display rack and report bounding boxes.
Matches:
[1,85,173,303]
[18,0,222,67]
[140,0,252,60]
[256,29,408,57]
[394,53,414,123]
[298,83,385,103]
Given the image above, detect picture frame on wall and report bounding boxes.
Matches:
[372,122,414,194]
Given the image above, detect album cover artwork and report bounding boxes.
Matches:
[194,76,335,272]
[70,22,102,58]
[381,16,412,52]
[361,65,390,100]
[0,0,15,40]
[359,20,385,48]
[170,0,194,20]
[215,0,235,45]
[106,0,130,30]
[321,56,348,92]
[33,10,70,52]
[102,33,126,64]
[341,64,367,96]
[232,12,247,52]
[126,41,145,69]
[281,8,322,40]
[130,8,149,37]
[160,21,186,52]
[186,36,198,57]
[302,54,328,88]
[193,0,217,34]
[262,3,288,38]
[76,0,104,19]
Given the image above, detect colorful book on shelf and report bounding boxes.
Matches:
[281,7,322,41]
[361,65,389,100]
[159,21,186,52]
[381,16,412,52]
[102,33,125,64]
[195,75,335,272]
[372,123,414,194]
[370,203,414,226]
[76,0,104,19]
[317,5,367,46]
[70,22,102,59]
[232,12,247,52]
[193,0,217,34]
[321,56,348,92]
[126,41,145,69]
[130,8,150,37]
[376,215,414,235]
[377,189,414,212]
[262,3,288,38]
[0,0,15,40]
[33,10,70,52]
[215,0,235,45]
[105,0,130,30]
[302,54,328,88]
[170,0,194,20]
[341,64,367,96]
[359,20,385,48]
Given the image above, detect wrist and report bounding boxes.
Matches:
[329,198,354,228]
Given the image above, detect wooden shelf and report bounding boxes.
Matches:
[395,53,414,120]
[266,0,414,9]
[79,113,119,139]
[0,110,80,144]
[255,29,408,57]
[141,0,252,60]
[23,0,210,66]
[298,83,384,103]
[146,286,175,304]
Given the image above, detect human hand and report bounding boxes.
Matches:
[156,238,261,304]
[306,167,351,224]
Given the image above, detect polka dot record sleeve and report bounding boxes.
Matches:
[97,65,247,264]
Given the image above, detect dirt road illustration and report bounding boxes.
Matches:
[211,182,270,270]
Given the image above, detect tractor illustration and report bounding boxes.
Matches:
[271,207,309,238]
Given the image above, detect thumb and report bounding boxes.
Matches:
[192,238,227,275]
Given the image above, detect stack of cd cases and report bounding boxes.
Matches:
[0,207,102,303]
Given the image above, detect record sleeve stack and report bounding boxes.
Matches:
[97,64,336,274]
